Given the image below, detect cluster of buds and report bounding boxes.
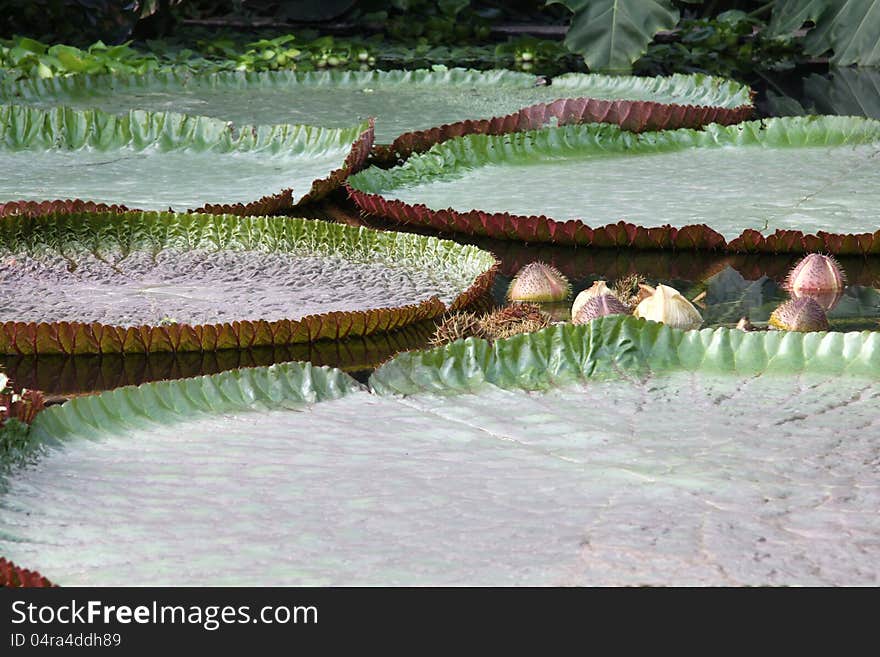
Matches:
[742,254,846,333]
[502,252,849,338]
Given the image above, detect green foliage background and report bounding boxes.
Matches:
[0,1,876,77]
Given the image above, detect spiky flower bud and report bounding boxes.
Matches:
[572,294,630,325]
[785,253,846,311]
[768,297,829,332]
[571,280,617,318]
[507,262,571,303]
[786,253,846,293]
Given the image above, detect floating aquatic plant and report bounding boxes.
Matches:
[633,284,703,330]
[0,105,374,214]
[768,297,830,332]
[1,69,755,160]
[0,212,497,355]
[5,319,880,586]
[348,116,880,255]
[507,262,571,303]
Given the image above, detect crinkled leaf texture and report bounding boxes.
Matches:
[0,105,374,214]
[0,68,753,160]
[3,317,880,585]
[348,115,880,255]
[0,211,497,355]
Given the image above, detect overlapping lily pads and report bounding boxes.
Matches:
[348,116,880,255]
[2,317,879,585]
[0,105,374,215]
[0,211,496,355]
[0,69,753,159]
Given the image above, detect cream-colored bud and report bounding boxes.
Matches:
[633,284,702,330]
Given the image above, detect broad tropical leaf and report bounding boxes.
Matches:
[769,0,880,66]
[768,0,830,35]
[804,0,880,66]
[348,116,880,255]
[3,318,880,585]
[767,68,880,120]
[805,67,880,117]
[550,0,680,72]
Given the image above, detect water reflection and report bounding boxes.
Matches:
[17,228,880,399]
[316,201,880,330]
[0,320,437,399]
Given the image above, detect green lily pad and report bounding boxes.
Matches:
[2,317,879,585]
[0,211,496,354]
[0,68,753,157]
[0,105,373,214]
[348,116,880,254]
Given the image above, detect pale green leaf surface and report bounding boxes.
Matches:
[0,105,369,210]
[350,116,880,240]
[0,212,496,327]
[1,319,879,585]
[0,69,752,144]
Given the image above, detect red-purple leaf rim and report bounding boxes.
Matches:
[348,116,880,255]
[1,321,440,397]
[1,68,753,160]
[376,93,754,162]
[0,557,56,587]
[0,211,497,355]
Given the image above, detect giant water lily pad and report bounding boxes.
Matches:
[0,105,373,215]
[2,317,879,585]
[348,116,880,254]
[0,211,496,354]
[0,69,753,159]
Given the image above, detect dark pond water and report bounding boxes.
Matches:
[7,199,879,398]
[4,65,879,399]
